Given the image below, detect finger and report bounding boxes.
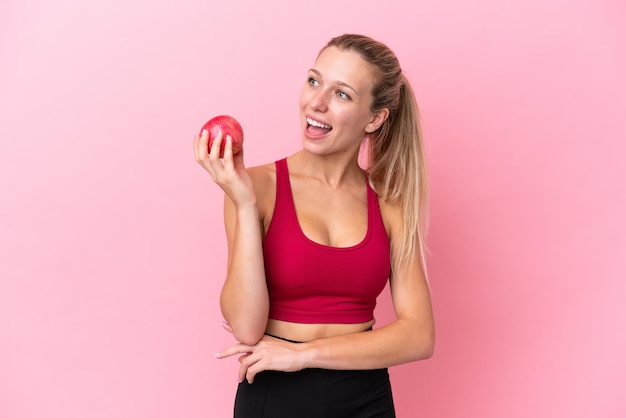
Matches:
[215,344,253,359]
[209,130,224,160]
[233,143,244,161]
[239,357,258,383]
[245,360,263,384]
[238,348,267,384]
[193,133,200,160]
[221,321,233,334]
[232,349,256,382]
[222,134,233,166]
[198,129,210,159]
[194,132,207,163]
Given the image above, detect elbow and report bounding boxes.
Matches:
[233,328,266,346]
[421,335,435,360]
[220,296,269,345]
[223,317,267,345]
[409,326,435,361]
[225,313,268,346]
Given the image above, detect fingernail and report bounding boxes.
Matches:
[214,352,221,358]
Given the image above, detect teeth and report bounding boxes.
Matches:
[307,117,331,129]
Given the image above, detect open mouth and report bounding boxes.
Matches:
[306,117,333,136]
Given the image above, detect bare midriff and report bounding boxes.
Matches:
[265,318,376,343]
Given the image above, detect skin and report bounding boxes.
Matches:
[193,46,434,384]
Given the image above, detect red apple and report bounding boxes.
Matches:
[200,115,244,157]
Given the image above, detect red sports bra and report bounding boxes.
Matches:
[263,158,391,324]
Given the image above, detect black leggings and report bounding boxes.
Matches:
[233,367,396,418]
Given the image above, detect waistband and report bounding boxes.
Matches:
[264,327,373,344]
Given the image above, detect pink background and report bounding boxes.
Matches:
[1,0,625,417]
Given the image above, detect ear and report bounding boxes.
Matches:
[365,108,389,133]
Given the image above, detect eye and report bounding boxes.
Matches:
[308,77,319,86]
[337,91,351,100]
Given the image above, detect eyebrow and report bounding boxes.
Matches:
[309,68,360,98]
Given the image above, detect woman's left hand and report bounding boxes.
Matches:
[215,335,308,383]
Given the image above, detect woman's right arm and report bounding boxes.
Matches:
[220,191,269,345]
[193,130,269,345]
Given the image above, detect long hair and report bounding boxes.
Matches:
[322,34,429,279]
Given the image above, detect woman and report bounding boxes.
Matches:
[194,33,434,418]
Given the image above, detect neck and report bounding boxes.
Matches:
[289,149,364,188]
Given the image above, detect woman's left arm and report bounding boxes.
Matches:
[215,202,435,383]
[303,245,435,368]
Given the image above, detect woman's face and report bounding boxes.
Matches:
[299,46,385,156]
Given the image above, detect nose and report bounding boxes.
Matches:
[310,89,329,112]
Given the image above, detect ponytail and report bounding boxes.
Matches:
[369,75,428,279]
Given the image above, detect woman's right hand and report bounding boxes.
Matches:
[196,130,269,344]
[193,129,257,209]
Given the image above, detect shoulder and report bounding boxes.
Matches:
[247,161,276,187]
[247,161,278,224]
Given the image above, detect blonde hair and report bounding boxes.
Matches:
[322,34,429,279]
